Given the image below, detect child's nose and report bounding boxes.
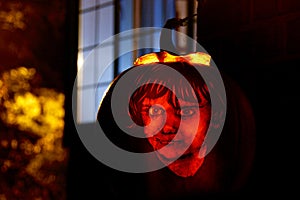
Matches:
[162,112,180,135]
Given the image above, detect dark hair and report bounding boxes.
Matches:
[128,61,211,126]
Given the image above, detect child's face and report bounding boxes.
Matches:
[140,92,211,177]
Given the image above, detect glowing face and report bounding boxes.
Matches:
[141,93,211,177]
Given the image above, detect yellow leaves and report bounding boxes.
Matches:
[39,89,65,119]
[0,67,65,136]
[2,92,40,127]
[0,67,35,97]
[0,6,26,30]
[0,66,68,192]
[10,67,35,80]
[15,92,41,117]
[2,90,65,136]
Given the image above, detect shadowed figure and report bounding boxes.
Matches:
[96,51,256,200]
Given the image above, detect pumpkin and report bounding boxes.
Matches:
[95,14,256,199]
[96,49,256,199]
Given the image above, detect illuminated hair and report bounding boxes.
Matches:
[128,61,211,126]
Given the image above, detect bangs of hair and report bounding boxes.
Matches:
[132,63,210,104]
[128,62,211,123]
[129,63,210,125]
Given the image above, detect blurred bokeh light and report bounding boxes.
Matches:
[0,67,68,200]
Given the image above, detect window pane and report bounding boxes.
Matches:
[95,85,110,112]
[80,11,96,49]
[97,0,113,5]
[77,87,97,123]
[97,5,114,44]
[81,0,96,10]
[78,0,115,123]
[95,45,114,83]
[78,0,176,123]
[80,50,96,87]
[118,52,133,73]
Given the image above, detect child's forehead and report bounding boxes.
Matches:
[141,94,169,106]
[141,93,199,107]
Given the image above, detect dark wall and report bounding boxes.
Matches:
[197,0,299,198]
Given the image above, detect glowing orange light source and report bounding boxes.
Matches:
[133,51,211,66]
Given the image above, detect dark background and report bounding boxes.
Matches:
[197,0,299,198]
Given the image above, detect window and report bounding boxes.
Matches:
[77,0,196,123]
[77,0,115,123]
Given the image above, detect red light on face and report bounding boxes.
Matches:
[140,92,211,178]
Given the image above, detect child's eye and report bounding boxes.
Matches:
[179,108,196,117]
[149,106,165,117]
